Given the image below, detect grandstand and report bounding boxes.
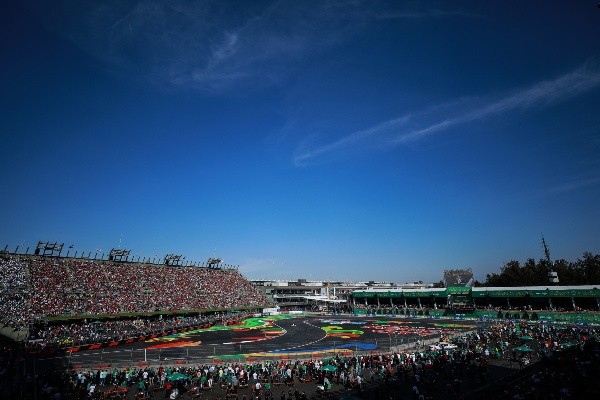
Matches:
[351,285,600,323]
[0,252,272,346]
[3,242,600,348]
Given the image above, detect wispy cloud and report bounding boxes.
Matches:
[25,0,474,93]
[24,1,358,92]
[294,62,600,166]
[542,176,600,196]
[375,9,479,20]
[294,115,411,165]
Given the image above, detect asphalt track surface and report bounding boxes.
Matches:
[37,315,480,371]
[32,315,531,399]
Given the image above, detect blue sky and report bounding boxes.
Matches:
[1,1,599,284]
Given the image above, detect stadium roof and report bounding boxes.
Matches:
[352,285,600,299]
[471,285,600,298]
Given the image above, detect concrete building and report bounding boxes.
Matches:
[250,279,426,311]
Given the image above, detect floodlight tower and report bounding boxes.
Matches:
[207,257,222,269]
[34,241,64,257]
[108,248,131,262]
[164,254,183,266]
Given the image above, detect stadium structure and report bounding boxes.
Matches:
[2,242,600,348]
[351,285,600,323]
[251,279,433,312]
[0,244,272,346]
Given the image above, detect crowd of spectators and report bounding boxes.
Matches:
[400,319,600,399]
[27,312,252,350]
[470,321,600,399]
[29,257,269,316]
[465,319,592,352]
[0,255,271,335]
[2,309,600,399]
[4,320,599,399]
[354,303,438,317]
[0,257,30,330]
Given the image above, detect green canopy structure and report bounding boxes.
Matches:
[321,364,337,372]
[168,373,190,381]
[560,342,577,348]
[513,345,534,352]
[520,336,534,340]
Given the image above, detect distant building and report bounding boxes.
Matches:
[250,279,406,311]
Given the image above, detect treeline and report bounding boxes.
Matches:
[481,252,600,287]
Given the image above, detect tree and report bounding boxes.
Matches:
[482,252,600,286]
[486,260,522,286]
[553,259,578,285]
[577,252,600,284]
[520,258,547,285]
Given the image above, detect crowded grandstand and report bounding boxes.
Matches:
[3,248,600,348]
[351,285,600,318]
[0,253,272,349]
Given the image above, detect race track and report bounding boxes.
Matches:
[36,315,479,370]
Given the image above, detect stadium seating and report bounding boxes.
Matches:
[0,255,271,346]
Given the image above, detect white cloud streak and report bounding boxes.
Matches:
[294,62,600,166]
[294,115,411,165]
[375,9,478,20]
[24,1,366,92]
[25,0,475,93]
[543,176,600,196]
